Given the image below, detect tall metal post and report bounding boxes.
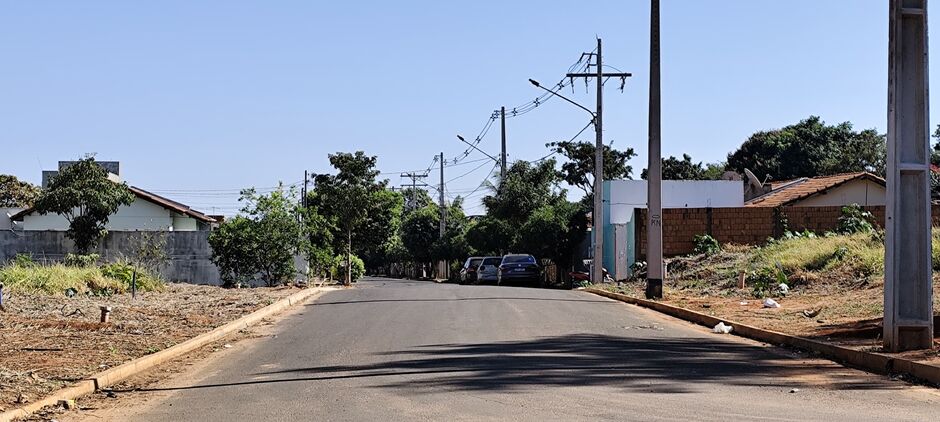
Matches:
[500,106,508,181]
[885,0,933,352]
[645,0,664,299]
[592,38,605,285]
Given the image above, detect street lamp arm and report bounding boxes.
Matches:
[456,135,500,163]
[528,78,596,119]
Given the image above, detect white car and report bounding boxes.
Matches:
[475,256,502,283]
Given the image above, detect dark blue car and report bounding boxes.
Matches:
[497,254,540,286]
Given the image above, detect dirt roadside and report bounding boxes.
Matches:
[0,283,305,413]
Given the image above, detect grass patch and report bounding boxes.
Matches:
[753,232,884,278]
[0,262,164,296]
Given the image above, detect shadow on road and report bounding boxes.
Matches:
[124,334,898,395]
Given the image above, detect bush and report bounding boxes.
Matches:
[13,253,35,267]
[99,261,165,292]
[837,204,875,234]
[692,234,720,255]
[64,253,100,268]
[331,254,365,283]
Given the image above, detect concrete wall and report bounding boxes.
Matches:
[794,179,886,207]
[18,199,202,231]
[605,180,744,224]
[0,231,222,285]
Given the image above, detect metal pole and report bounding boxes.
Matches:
[500,106,507,181]
[131,269,137,300]
[645,0,664,299]
[884,0,932,351]
[303,170,308,208]
[592,38,604,285]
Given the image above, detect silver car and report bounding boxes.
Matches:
[476,256,502,283]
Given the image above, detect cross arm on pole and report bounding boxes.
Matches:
[456,135,500,164]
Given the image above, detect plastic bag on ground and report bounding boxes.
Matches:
[712,322,733,334]
[763,298,781,308]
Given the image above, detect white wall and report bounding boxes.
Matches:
[20,198,202,231]
[794,180,886,207]
[0,208,24,230]
[606,180,744,224]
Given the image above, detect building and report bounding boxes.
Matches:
[7,161,216,232]
[601,180,744,280]
[745,172,886,208]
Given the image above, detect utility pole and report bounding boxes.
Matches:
[646,0,664,299]
[400,172,429,211]
[439,152,446,238]
[500,106,507,180]
[565,38,631,285]
[884,0,932,351]
[302,170,308,208]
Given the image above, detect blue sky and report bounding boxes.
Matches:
[1,1,934,215]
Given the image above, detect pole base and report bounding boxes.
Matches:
[645,279,663,299]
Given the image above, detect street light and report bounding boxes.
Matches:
[528,79,596,119]
[456,134,500,163]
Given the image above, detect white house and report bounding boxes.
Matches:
[8,161,216,232]
[602,180,744,280]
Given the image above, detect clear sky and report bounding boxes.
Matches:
[2,1,936,215]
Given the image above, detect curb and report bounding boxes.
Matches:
[585,288,940,386]
[1,286,336,422]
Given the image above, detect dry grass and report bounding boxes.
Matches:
[0,262,164,296]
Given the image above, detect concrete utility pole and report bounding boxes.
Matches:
[400,172,429,211]
[439,152,446,238]
[302,170,308,208]
[563,39,632,285]
[500,106,508,180]
[645,0,664,299]
[884,0,933,352]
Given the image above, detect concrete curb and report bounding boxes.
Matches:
[0,286,336,422]
[585,288,940,386]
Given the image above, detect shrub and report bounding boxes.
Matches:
[331,254,365,282]
[837,204,875,234]
[748,265,785,298]
[99,261,165,292]
[64,253,100,268]
[692,234,720,255]
[13,253,35,267]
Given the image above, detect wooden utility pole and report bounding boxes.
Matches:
[885,0,933,351]
[565,39,631,285]
[646,0,664,299]
[500,106,507,180]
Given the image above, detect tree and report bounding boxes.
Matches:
[513,200,588,284]
[311,151,389,285]
[702,162,727,180]
[726,116,886,181]
[641,154,708,180]
[401,205,440,264]
[33,156,134,253]
[483,159,564,227]
[465,216,514,255]
[208,186,306,287]
[301,203,335,280]
[0,175,41,208]
[547,141,637,197]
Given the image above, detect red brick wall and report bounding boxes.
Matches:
[635,205,938,258]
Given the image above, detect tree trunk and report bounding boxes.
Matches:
[346,229,352,286]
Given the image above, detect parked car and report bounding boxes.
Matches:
[459,256,484,284]
[476,256,502,284]
[497,254,540,286]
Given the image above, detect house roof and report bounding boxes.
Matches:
[745,172,885,208]
[10,185,216,224]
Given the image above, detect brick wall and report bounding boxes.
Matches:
[635,205,939,258]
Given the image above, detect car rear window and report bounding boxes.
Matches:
[468,258,483,267]
[482,258,501,265]
[503,255,535,263]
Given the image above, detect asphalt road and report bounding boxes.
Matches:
[83,277,940,421]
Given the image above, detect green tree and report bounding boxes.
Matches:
[0,175,41,208]
[483,159,564,227]
[311,151,389,285]
[209,186,306,287]
[33,156,134,253]
[401,204,440,264]
[546,141,638,197]
[300,198,335,280]
[726,116,885,181]
[702,162,728,180]
[465,215,514,255]
[208,216,258,287]
[513,201,588,284]
[641,154,708,180]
